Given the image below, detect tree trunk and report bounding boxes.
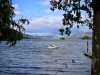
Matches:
[91,10,100,75]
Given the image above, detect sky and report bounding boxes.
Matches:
[12,0,91,36]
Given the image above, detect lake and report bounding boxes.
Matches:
[0,39,92,75]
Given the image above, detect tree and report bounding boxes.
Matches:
[0,0,29,46]
[50,0,100,75]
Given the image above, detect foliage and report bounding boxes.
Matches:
[0,0,29,46]
[50,0,93,35]
[59,28,64,35]
[60,37,65,40]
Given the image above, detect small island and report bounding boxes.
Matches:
[60,37,65,40]
[81,35,91,39]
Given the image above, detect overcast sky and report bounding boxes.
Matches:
[12,0,91,36]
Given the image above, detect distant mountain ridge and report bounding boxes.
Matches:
[23,30,92,39]
[65,30,92,39]
[23,34,41,39]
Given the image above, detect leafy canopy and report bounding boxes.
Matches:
[0,0,29,46]
[50,0,93,36]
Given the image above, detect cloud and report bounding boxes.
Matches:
[44,9,51,13]
[24,15,90,36]
[12,4,19,9]
[44,9,58,13]
[23,15,63,35]
[25,10,30,13]
[12,4,23,16]
[14,11,23,16]
[38,0,50,6]
[29,16,63,28]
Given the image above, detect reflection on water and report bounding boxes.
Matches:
[0,39,92,75]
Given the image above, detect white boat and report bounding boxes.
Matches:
[47,45,59,49]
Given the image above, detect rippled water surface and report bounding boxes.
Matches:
[0,39,92,75]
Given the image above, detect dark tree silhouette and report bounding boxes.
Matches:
[0,0,29,46]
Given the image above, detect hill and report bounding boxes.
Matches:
[23,34,41,39]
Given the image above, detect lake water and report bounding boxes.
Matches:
[0,39,92,75]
